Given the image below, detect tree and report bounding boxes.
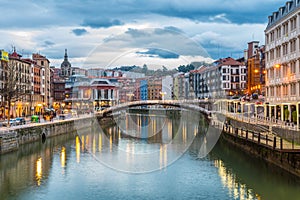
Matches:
[162,65,168,72]
[142,64,148,74]
[0,59,31,126]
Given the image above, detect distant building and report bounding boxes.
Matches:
[32,53,51,108]
[172,73,185,100]
[72,67,87,76]
[148,77,162,100]
[190,57,246,99]
[60,49,72,78]
[50,67,65,111]
[118,78,136,103]
[245,41,266,95]
[122,71,145,79]
[140,79,148,101]
[162,76,173,100]
[66,78,118,112]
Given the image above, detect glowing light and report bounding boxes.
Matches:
[76,136,81,163]
[60,147,66,168]
[99,133,102,152]
[36,158,42,186]
[275,64,280,68]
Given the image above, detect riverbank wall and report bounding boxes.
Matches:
[0,116,98,154]
[221,127,300,177]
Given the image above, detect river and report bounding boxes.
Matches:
[0,112,299,200]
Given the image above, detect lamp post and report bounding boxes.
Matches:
[160,91,166,101]
[61,103,65,114]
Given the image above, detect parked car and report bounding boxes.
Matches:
[16,117,26,125]
[2,119,17,127]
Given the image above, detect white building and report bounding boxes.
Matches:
[190,57,246,99]
[265,0,300,125]
[162,75,173,100]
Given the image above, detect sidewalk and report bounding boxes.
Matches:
[211,112,300,151]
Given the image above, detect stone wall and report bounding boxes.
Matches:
[0,117,95,154]
[227,117,300,144]
[221,130,300,177]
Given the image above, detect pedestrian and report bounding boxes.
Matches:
[225,120,228,131]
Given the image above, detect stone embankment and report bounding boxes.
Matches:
[0,116,96,154]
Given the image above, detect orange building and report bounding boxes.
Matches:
[245,41,266,95]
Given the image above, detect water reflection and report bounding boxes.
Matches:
[215,159,258,200]
[60,147,66,168]
[0,113,300,200]
[76,136,80,163]
[35,158,42,186]
[81,112,202,173]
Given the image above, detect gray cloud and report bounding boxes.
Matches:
[0,0,286,66]
[42,40,55,47]
[72,28,88,36]
[82,18,124,28]
[136,48,180,59]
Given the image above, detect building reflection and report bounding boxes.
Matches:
[214,160,260,200]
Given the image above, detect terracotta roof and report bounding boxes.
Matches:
[215,57,242,66]
[9,51,21,59]
[190,66,208,73]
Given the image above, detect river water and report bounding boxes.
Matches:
[0,112,299,200]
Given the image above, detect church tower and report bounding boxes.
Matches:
[60,49,72,78]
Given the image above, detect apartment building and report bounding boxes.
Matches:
[190,57,246,99]
[265,0,300,124]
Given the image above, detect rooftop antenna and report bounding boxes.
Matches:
[252,33,255,41]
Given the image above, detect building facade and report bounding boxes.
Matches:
[60,49,72,78]
[32,53,51,109]
[7,50,32,117]
[245,41,266,95]
[265,0,300,124]
[190,57,246,99]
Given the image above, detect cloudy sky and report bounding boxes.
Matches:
[0,0,284,69]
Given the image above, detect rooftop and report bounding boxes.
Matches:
[267,0,300,29]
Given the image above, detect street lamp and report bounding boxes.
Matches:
[275,64,280,68]
[160,92,166,100]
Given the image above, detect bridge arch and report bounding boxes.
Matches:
[95,100,212,118]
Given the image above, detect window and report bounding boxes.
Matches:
[276,26,281,39]
[276,86,280,97]
[282,43,288,55]
[270,87,274,97]
[270,31,275,42]
[291,83,296,95]
[290,17,297,31]
[270,49,275,60]
[291,61,296,74]
[283,22,289,36]
[290,39,296,53]
[276,46,281,58]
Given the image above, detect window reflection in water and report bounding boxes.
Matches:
[98,134,102,152]
[35,157,42,186]
[159,144,167,169]
[214,160,261,200]
[76,136,80,163]
[60,147,66,168]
